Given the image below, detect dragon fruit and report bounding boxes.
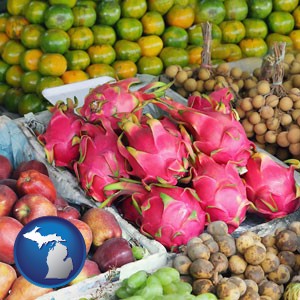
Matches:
[152,94,254,167]
[73,117,129,204]
[192,153,251,233]
[117,114,193,185]
[242,151,300,220]
[38,98,84,169]
[77,77,170,130]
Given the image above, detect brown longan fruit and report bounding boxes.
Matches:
[252,95,265,109]
[196,80,204,92]
[283,80,293,91]
[287,127,300,144]
[284,52,295,64]
[260,106,274,119]
[288,88,300,101]
[297,115,300,126]
[248,87,258,98]
[215,62,230,75]
[183,78,197,92]
[198,67,211,81]
[280,113,293,127]
[239,97,253,112]
[244,78,257,90]
[254,122,267,135]
[289,142,300,156]
[204,79,216,91]
[176,87,189,98]
[277,131,290,147]
[264,130,277,144]
[279,96,294,111]
[292,74,300,88]
[230,67,243,80]
[241,71,251,80]
[175,70,189,85]
[294,99,300,109]
[265,94,279,107]
[236,106,246,119]
[165,65,181,78]
[266,117,280,130]
[257,80,271,95]
[290,60,300,74]
[255,134,265,144]
[253,67,261,78]
[248,111,261,124]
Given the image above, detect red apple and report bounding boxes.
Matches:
[0,216,23,264]
[13,194,57,225]
[57,205,81,220]
[16,170,57,203]
[68,218,93,254]
[0,179,18,194]
[0,262,17,299]
[53,196,69,208]
[12,159,49,179]
[69,259,101,285]
[5,275,53,300]
[0,184,18,217]
[92,237,135,272]
[81,208,122,247]
[0,155,13,180]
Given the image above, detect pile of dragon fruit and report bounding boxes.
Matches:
[38,77,300,251]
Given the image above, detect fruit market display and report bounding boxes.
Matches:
[36,77,300,254]
[2,0,300,115]
[0,154,147,299]
[110,220,300,300]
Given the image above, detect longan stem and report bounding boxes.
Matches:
[201,22,212,72]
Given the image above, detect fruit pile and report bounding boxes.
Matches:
[0,154,145,299]
[2,0,300,115]
[171,220,300,300]
[37,77,300,252]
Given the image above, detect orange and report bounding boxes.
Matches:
[140,11,165,36]
[293,6,300,28]
[265,33,293,52]
[0,32,9,53]
[211,43,231,60]
[86,63,116,79]
[0,83,9,105]
[137,56,164,76]
[20,24,45,49]
[159,46,189,67]
[96,0,121,26]
[72,5,97,27]
[121,0,147,19]
[7,0,31,16]
[61,70,89,84]
[290,30,300,50]
[5,65,24,88]
[137,35,163,57]
[3,88,24,113]
[147,0,175,15]
[49,0,77,8]
[112,60,137,80]
[44,4,74,31]
[68,26,94,50]
[114,40,141,63]
[24,1,49,24]
[162,26,189,49]
[0,13,9,32]
[40,28,70,54]
[2,40,25,65]
[20,49,43,71]
[38,53,67,76]
[226,43,243,61]
[21,71,42,93]
[91,24,116,46]
[36,76,64,96]
[219,20,246,44]
[0,59,9,82]
[5,15,29,39]
[18,93,43,116]
[64,50,91,70]
[115,18,143,42]
[87,44,116,65]
[165,4,195,29]
[239,38,268,57]
[187,45,202,65]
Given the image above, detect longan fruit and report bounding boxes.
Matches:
[287,127,300,144]
[277,131,290,147]
[279,96,294,111]
[236,106,246,119]
[292,109,300,121]
[254,122,267,135]
[215,62,230,75]
[196,80,204,93]
[298,115,300,126]
[289,142,300,156]
[253,67,261,78]
[248,111,261,124]
[293,99,300,109]
[230,67,243,79]
[239,98,253,112]
[252,95,265,109]
[176,87,189,98]
[260,106,274,119]
[231,83,239,94]
[242,118,254,133]
[265,94,279,108]
[290,60,300,74]
[198,68,211,81]
[241,71,251,80]
[204,79,216,91]
[257,80,271,95]
[165,65,181,78]
[244,78,257,90]
[255,134,265,144]
[284,52,295,64]
[288,88,300,101]
[266,117,280,131]
[248,87,258,98]
[191,91,201,97]
[280,113,293,127]
[292,74,300,88]
[183,78,197,92]
[175,70,189,85]
[283,80,293,91]
[264,130,277,144]
[183,66,193,78]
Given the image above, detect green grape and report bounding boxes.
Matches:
[146,274,162,286]
[134,280,163,299]
[156,295,189,300]
[162,282,178,295]
[131,246,145,260]
[127,270,148,290]
[123,296,145,300]
[176,280,193,295]
[115,286,131,299]
[195,293,218,300]
[152,267,180,286]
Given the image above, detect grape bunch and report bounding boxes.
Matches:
[115,267,217,300]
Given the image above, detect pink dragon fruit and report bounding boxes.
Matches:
[77,77,170,130]
[192,153,251,233]
[152,93,255,167]
[38,98,84,169]
[73,117,129,204]
[138,184,206,251]
[117,114,193,185]
[242,151,300,220]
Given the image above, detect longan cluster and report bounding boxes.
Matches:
[172,221,300,300]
